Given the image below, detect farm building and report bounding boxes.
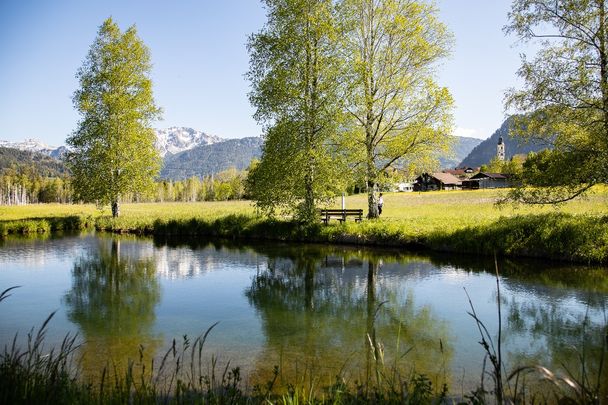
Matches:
[396,182,414,192]
[465,172,510,189]
[414,172,462,191]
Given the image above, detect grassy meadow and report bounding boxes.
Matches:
[2,187,608,262]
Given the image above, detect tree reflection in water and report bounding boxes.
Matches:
[52,237,608,397]
[64,236,161,382]
[504,294,607,399]
[429,254,608,398]
[245,246,454,391]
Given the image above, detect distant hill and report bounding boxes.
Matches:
[0,131,260,181]
[459,117,550,167]
[161,137,262,180]
[0,128,485,180]
[0,147,67,177]
[439,136,483,169]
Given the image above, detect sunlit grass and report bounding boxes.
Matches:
[0,203,98,221]
[2,187,608,262]
[0,200,255,222]
[3,187,607,227]
[329,187,608,232]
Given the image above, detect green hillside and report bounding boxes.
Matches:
[459,117,550,167]
[160,137,262,180]
[0,147,66,176]
[439,136,483,169]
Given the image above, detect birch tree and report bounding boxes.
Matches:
[67,18,161,217]
[339,0,454,218]
[505,0,608,203]
[247,0,345,223]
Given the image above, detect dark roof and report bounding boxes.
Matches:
[470,172,508,180]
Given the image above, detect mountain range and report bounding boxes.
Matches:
[0,146,67,177]
[155,127,223,157]
[0,139,68,159]
[439,136,483,169]
[0,127,223,160]
[0,126,488,180]
[458,117,550,168]
[160,137,262,179]
[0,127,261,180]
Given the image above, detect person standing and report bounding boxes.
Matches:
[378,193,384,216]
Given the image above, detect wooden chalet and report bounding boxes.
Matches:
[464,172,510,189]
[414,172,462,191]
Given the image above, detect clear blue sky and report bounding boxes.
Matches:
[0,0,526,146]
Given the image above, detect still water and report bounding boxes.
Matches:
[0,233,606,391]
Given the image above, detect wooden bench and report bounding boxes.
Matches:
[320,209,363,224]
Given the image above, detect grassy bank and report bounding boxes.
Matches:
[2,189,608,263]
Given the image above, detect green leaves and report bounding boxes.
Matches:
[247,0,346,222]
[248,0,454,221]
[67,18,162,216]
[505,0,608,204]
[339,0,454,218]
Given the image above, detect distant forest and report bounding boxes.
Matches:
[0,147,249,205]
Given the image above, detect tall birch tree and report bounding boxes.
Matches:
[247,0,344,223]
[505,0,608,204]
[67,18,161,217]
[339,0,453,218]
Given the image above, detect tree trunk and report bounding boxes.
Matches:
[303,170,316,223]
[365,259,379,384]
[367,179,378,219]
[300,11,318,225]
[366,143,378,218]
[364,16,378,220]
[111,200,120,218]
[598,0,608,147]
[304,259,315,310]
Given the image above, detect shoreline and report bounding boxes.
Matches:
[1,211,607,264]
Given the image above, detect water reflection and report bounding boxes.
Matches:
[63,237,162,380]
[1,234,607,395]
[505,297,607,398]
[426,254,608,394]
[245,245,453,389]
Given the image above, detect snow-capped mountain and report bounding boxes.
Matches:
[0,139,60,155]
[1,127,225,159]
[155,127,223,157]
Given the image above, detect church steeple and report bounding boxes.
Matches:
[497,136,506,161]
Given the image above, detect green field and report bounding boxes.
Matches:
[3,187,607,225]
[2,188,608,262]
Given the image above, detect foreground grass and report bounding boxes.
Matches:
[2,287,605,405]
[2,188,608,262]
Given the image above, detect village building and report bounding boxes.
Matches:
[442,168,467,178]
[395,182,414,192]
[461,178,480,190]
[497,136,506,161]
[464,172,510,189]
[443,167,479,180]
[414,172,462,191]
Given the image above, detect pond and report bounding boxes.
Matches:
[0,232,606,393]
